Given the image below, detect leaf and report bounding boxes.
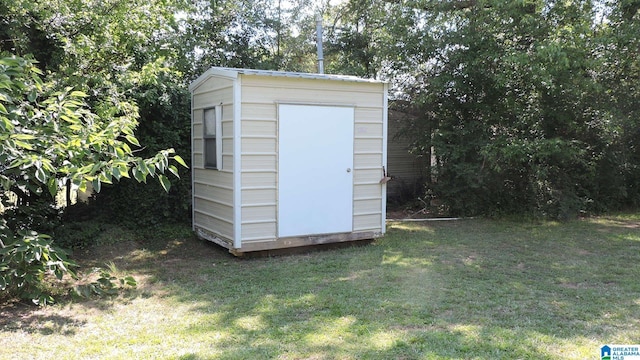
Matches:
[0,103,7,115]
[147,162,156,175]
[70,91,87,98]
[118,164,130,178]
[27,90,37,102]
[14,140,34,150]
[11,133,36,140]
[30,66,43,76]
[123,276,137,287]
[87,177,99,193]
[155,160,165,173]
[98,172,113,184]
[0,116,11,131]
[78,180,87,193]
[47,177,58,197]
[125,135,140,147]
[112,167,121,181]
[173,155,188,168]
[60,115,77,123]
[158,174,171,192]
[132,167,147,183]
[54,266,65,280]
[35,167,47,184]
[90,162,103,175]
[168,165,179,178]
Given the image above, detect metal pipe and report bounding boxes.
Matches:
[315,13,324,74]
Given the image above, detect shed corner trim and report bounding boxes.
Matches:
[232,75,242,249]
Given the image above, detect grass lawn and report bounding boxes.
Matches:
[2,215,640,359]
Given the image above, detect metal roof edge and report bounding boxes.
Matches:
[189,67,239,92]
[189,67,385,92]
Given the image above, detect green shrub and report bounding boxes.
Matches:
[73,262,137,299]
[0,221,77,305]
[53,220,106,250]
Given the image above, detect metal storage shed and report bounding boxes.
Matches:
[189,67,388,255]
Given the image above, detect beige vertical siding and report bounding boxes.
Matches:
[238,96,278,243]
[192,77,235,242]
[353,106,385,232]
[238,75,386,243]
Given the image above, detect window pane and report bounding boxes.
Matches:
[204,139,216,167]
[204,108,216,136]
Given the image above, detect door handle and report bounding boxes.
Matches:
[346,168,351,173]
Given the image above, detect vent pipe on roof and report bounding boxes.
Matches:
[315,13,324,74]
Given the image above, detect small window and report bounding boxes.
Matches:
[203,107,222,169]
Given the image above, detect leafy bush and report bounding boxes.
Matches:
[73,263,137,299]
[0,221,77,305]
[52,220,106,250]
[1,219,139,304]
[88,69,192,227]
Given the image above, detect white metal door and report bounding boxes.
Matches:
[278,104,354,237]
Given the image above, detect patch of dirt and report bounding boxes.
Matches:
[386,196,452,219]
[613,220,640,229]
[596,217,640,230]
[386,208,440,220]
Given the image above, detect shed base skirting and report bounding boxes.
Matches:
[196,227,233,248]
[195,226,381,256]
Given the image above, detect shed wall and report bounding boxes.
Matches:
[238,75,386,246]
[192,77,235,243]
[386,110,427,201]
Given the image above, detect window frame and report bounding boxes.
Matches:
[203,106,222,170]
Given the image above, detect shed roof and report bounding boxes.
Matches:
[189,67,385,92]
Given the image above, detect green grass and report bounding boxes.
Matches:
[2,216,640,359]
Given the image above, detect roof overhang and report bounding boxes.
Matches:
[189,67,385,93]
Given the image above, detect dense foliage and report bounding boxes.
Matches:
[0,55,185,303]
[0,0,192,227]
[328,0,640,219]
[426,0,639,218]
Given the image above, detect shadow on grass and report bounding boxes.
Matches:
[0,303,86,336]
[6,218,640,358]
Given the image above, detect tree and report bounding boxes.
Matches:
[176,0,319,75]
[594,0,640,209]
[0,56,186,303]
[422,0,606,217]
[0,0,199,225]
[359,0,627,218]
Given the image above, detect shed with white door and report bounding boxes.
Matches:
[189,67,388,255]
